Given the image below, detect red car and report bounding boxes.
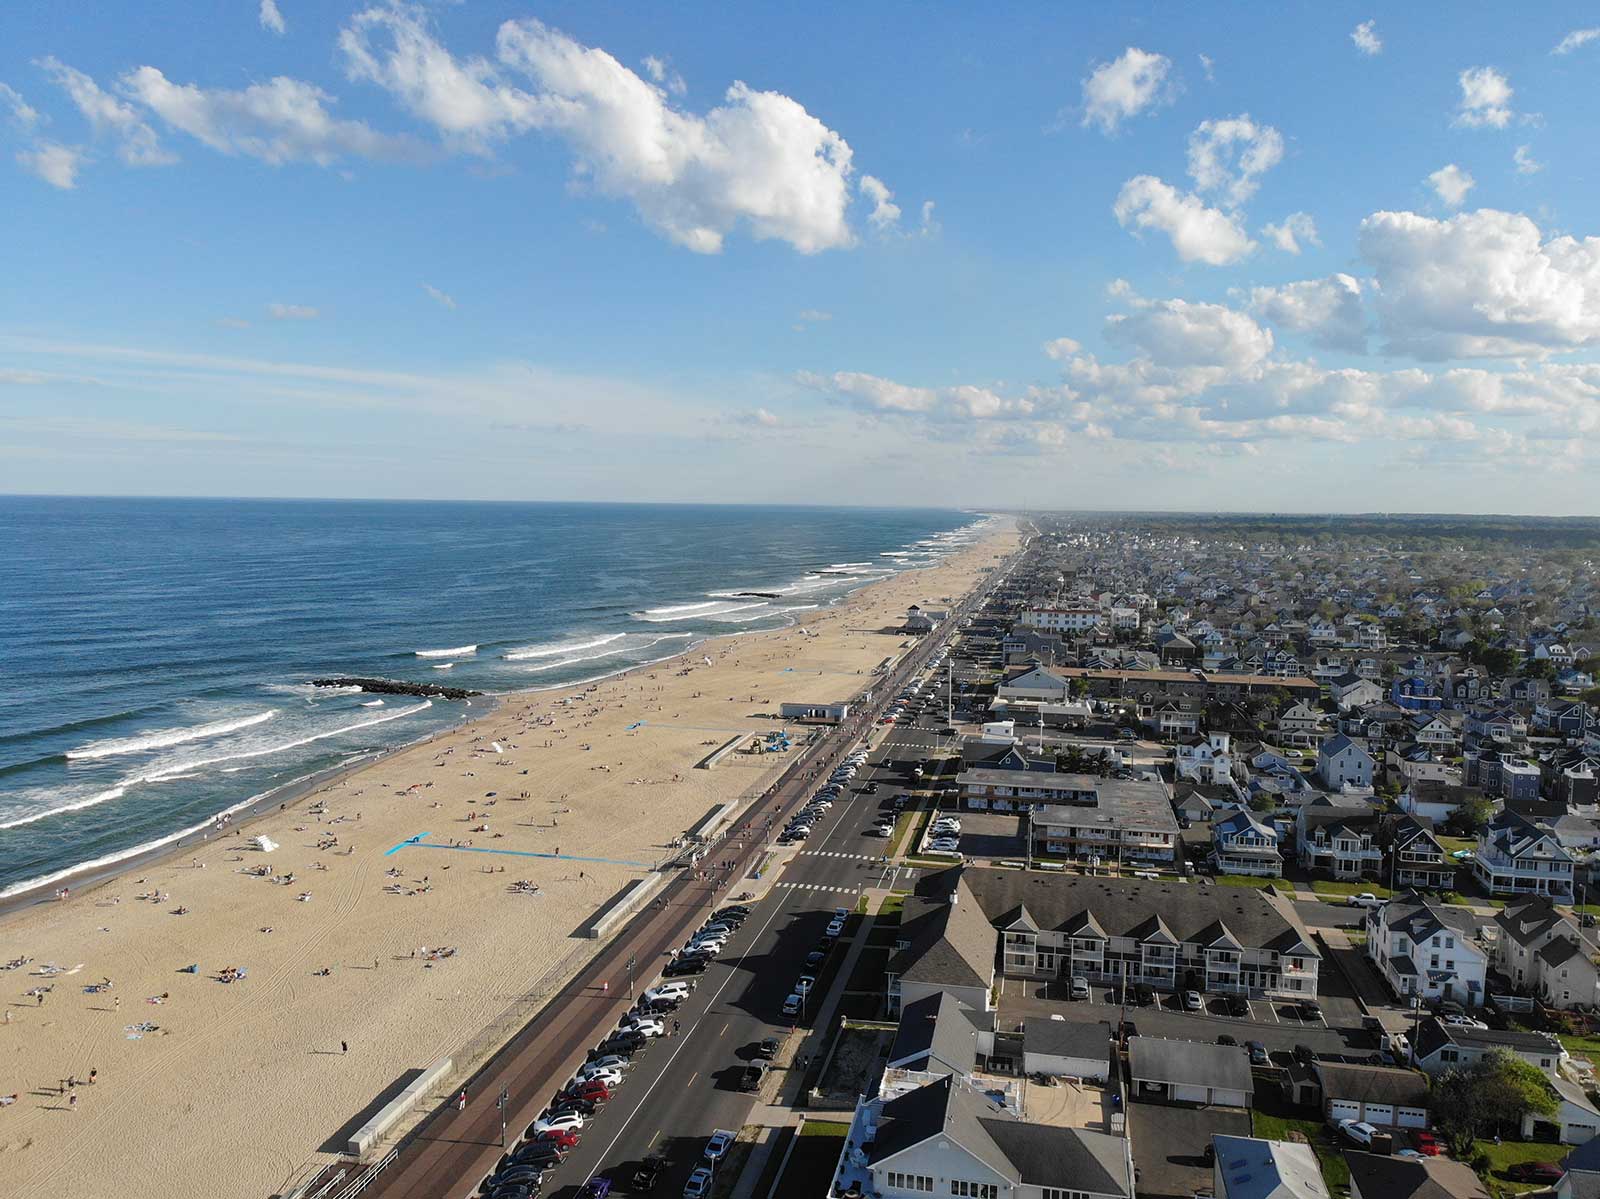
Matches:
[1505,1162,1564,1184]
[534,1128,580,1148]
[559,1079,612,1104]
[1411,1132,1441,1156]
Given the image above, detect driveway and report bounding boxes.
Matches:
[1129,1102,1252,1199]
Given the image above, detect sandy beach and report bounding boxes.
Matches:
[0,518,1017,1199]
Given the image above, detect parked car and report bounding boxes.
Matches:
[1217,1034,1238,1047]
[1246,1040,1269,1066]
[755,1037,780,1060]
[1183,990,1203,1011]
[825,917,846,937]
[530,1111,585,1135]
[1346,893,1385,909]
[1339,1119,1379,1146]
[559,1079,612,1103]
[580,1180,613,1199]
[705,1130,736,1162]
[1069,976,1090,1001]
[738,1063,766,1092]
[663,958,706,978]
[1225,994,1250,1017]
[1412,1131,1441,1156]
[683,1166,714,1198]
[1506,1162,1564,1183]
[781,992,803,1016]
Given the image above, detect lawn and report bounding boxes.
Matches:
[1437,835,1476,854]
[1558,1032,1600,1061]
[772,1120,850,1199]
[1311,880,1393,899]
[1477,1138,1568,1191]
[1250,1110,1349,1189]
[1213,874,1282,890]
[876,892,907,920]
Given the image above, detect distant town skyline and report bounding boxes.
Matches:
[3,3,1599,513]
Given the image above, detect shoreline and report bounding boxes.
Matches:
[0,522,989,910]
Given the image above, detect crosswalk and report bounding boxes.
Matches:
[798,851,884,862]
[774,881,861,894]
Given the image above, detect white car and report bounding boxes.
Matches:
[576,1066,623,1087]
[620,1015,666,1037]
[1339,1119,1378,1146]
[825,917,846,937]
[875,824,894,838]
[931,821,961,834]
[1345,893,1384,909]
[584,1053,631,1073]
[534,1111,585,1133]
[929,838,960,852]
[645,983,691,1003]
[1442,1015,1489,1030]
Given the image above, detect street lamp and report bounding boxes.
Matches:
[497,1085,509,1149]
[627,953,636,1000]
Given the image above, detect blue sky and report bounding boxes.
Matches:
[3,2,1598,512]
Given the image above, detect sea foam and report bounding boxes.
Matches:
[66,710,277,761]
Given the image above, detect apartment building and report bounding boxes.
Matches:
[1020,607,1106,634]
[1023,777,1180,867]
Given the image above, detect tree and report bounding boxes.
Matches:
[1448,795,1495,836]
[1524,657,1556,681]
[1431,1052,1558,1155]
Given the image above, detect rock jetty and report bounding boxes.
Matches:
[312,677,482,699]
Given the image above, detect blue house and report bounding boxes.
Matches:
[1391,676,1444,712]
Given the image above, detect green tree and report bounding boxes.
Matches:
[1524,657,1556,681]
[1431,1052,1558,1155]
[1448,795,1495,835]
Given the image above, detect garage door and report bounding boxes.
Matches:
[1329,1100,1362,1123]
[1567,1123,1598,1145]
[1174,1084,1209,1104]
[1365,1104,1394,1125]
[1397,1107,1429,1129]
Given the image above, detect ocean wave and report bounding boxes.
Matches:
[0,785,128,831]
[633,601,767,622]
[430,662,455,670]
[66,710,277,761]
[503,633,626,661]
[514,633,691,673]
[360,699,385,707]
[415,644,477,658]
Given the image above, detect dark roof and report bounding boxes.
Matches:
[889,992,980,1075]
[1381,893,1485,945]
[867,1075,1131,1197]
[890,876,998,990]
[1496,897,1572,949]
[1344,1153,1488,1199]
[1022,1017,1114,1062]
[1314,1062,1428,1107]
[935,867,1318,957]
[1413,1016,1561,1062]
[1127,1036,1253,1095]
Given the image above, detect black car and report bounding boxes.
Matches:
[864,782,879,794]
[1224,993,1250,1016]
[514,1143,566,1165]
[546,1097,596,1117]
[755,1037,780,1060]
[1297,999,1322,1020]
[1217,1034,1237,1047]
[490,1167,546,1189]
[1293,1043,1316,1065]
[738,1064,766,1092]
[715,906,751,920]
[1135,983,1155,1006]
[633,1158,666,1190]
[489,1186,537,1199]
[663,957,706,978]
[804,950,826,970]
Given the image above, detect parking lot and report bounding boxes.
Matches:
[949,811,1027,859]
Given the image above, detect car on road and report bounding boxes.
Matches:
[1338,1119,1379,1146]
[580,1179,613,1199]
[705,1130,736,1162]
[1183,990,1203,1011]
[864,782,878,794]
[530,1111,585,1135]
[738,1063,766,1091]
[1246,1040,1269,1066]
[874,823,894,838]
[755,1037,780,1060]
[1506,1163,1565,1184]
[683,1166,714,1198]
[633,1158,665,1191]
[1345,892,1385,909]
[1070,976,1090,1000]
[826,916,846,937]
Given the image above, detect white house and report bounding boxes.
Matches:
[1317,734,1375,789]
[1494,898,1600,1011]
[1176,732,1234,787]
[1474,811,1577,901]
[1021,607,1105,635]
[1365,895,1488,1007]
[1212,809,1283,877]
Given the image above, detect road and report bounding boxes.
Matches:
[357,558,1014,1198]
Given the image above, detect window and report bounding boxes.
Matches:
[951,1183,998,1199]
[1441,1049,1459,1063]
[1045,1190,1090,1199]
[887,1174,934,1193]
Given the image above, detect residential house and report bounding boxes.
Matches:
[1388,816,1458,891]
[1212,808,1284,877]
[1392,677,1444,712]
[1494,898,1600,1011]
[1128,1037,1253,1107]
[1474,810,1577,900]
[885,875,999,1015]
[1021,1017,1114,1082]
[1347,1153,1488,1199]
[1020,607,1105,634]
[1527,1075,1600,1145]
[1297,797,1383,881]
[1175,732,1235,787]
[1278,702,1329,749]
[1411,1018,1562,1077]
[1364,893,1488,1007]
[1318,734,1376,790]
[1399,781,1482,825]
[835,1075,1134,1199]
[1331,673,1385,712]
[1028,778,1181,866]
[1212,1136,1328,1199]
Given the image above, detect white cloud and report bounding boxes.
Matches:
[1261,212,1320,254]
[1514,144,1543,175]
[860,175,901,230]
[122,67,419,166]
[1358,208,1600,358]
[1250,274,1367,352]
[641,55,685,96]
[1043,337,1081,360]
[919,199,939,237]
[259,0,287,36]
[268,303,319,320]
[36,57,174,166]
[1351,21,1382,56]
[1553,28,1600,55]
[16,141,83,189]
[800,371,1037,422]
[1198,54,1215,83]
[1113,175,1255,265]
[1454,66,1513,129]
[1186,114,1283,207]
[341,5,873,255]
[1427,164,1475,207]
[0,82,41,132]
[421,282,456,310]
[749,407,779,427]
[1080,47,1173,134]
[797,309,831,323]
[1105,298,1274,370]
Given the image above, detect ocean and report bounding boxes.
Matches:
[0,497,987,896]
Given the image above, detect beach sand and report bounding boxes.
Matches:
[0,519,1017,1199]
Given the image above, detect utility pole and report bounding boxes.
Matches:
[627,953,636,1000]
[498,1086,509,1149]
